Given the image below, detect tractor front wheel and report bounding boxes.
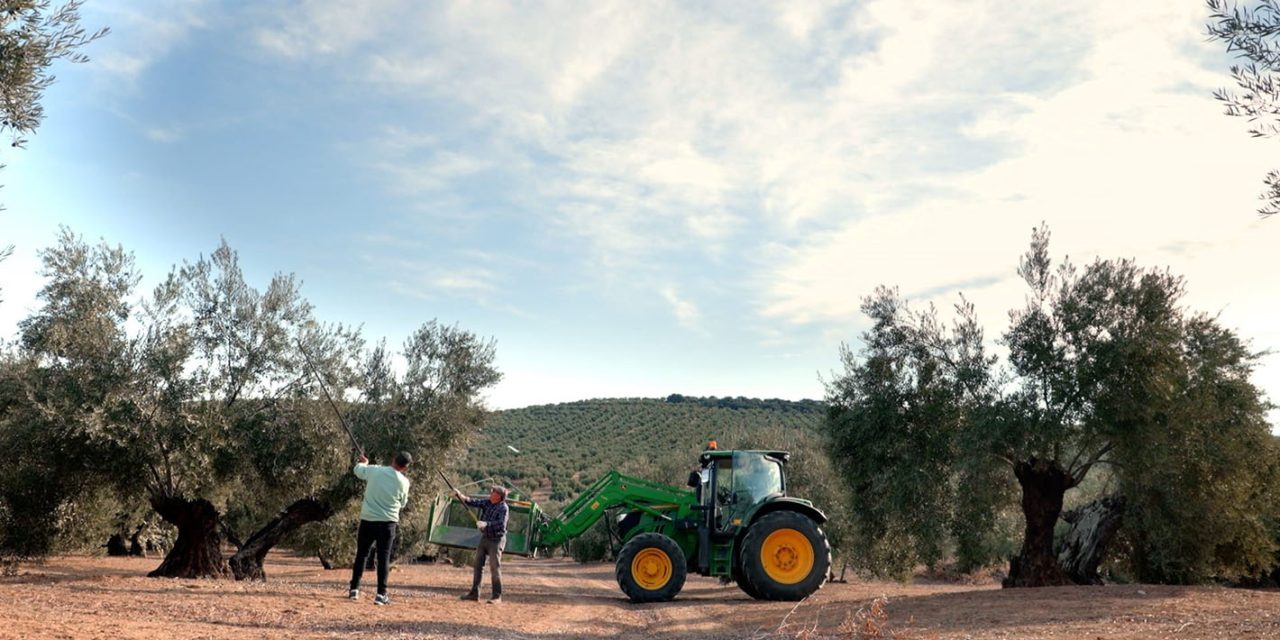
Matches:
[615,533,687,602]
[739,511,830,601]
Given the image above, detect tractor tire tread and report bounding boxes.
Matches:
[739,510,831,601]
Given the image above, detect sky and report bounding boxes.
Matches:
[0,1,1276,421]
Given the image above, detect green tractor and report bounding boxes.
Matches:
[428,445,831,602]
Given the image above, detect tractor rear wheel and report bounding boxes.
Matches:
[739,511,830,601]
[615,533,687,602]
[733,563,764,599]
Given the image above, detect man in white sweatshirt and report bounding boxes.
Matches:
[348,451,411,605]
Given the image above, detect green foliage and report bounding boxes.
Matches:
[0,232,140,559]
[1117,318,1279,583]
[290,504,360,568]
[569,519,613,563]
[1206,0,1280,217]
[825,225,1279,584]
[0,0,107,148]
[824,286,1005,579]
[288,325,501,562]
[0,229,500,570]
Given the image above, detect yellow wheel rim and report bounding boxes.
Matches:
[631,548,673,590]
[760,528,815,585]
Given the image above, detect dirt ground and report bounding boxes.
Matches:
[1,554,1278,639]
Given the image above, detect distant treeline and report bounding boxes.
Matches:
[662,394,823,413]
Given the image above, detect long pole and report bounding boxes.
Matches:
[296,338,364,457]
[438,471,480,524]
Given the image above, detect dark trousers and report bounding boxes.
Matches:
[470,535,505,597]
[350,520,397,595]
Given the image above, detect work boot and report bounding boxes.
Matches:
[459,592,479,601]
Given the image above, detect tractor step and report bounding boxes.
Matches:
[710,543,734,577]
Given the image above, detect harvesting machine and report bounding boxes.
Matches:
[427,443,831,602]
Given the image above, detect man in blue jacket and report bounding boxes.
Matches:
[349,451,411,605]
[456,485,509,604]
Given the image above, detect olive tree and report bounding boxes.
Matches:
[825,287,1006,580]
[1207,0,1280,217]
[826,226,1277,587]
[8,230,502,580]
[229,325,501,580]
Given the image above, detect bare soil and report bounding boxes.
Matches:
[1,554,1278,639]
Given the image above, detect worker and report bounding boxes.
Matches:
[456,485,510,604]
[348,451,412,606]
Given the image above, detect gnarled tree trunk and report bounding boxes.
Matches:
[229,498,334,581]
[1004,458,1074,588]
[109,523,148,557]
[128,521,147,557]
[228,475,362,580]
[105,534,129,556]
[1058,495,1125,585]
[147,496,229,579]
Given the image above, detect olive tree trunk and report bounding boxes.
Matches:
[1058,495,1125,585]
[229,498,335,581]
[105,534,129,556]
[1004,458,1073,588]
[147,496,229,579]
[228,476,361,581]
[128,522,146,557]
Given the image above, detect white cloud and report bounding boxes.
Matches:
[250,0,1277,416]
[660,286,700,330]
[369,251,532,319]
[755,1,1279,419]
[86,1,209,82]
[761,2,1274,327]
[250,0,404,60]
[144,126,184,143]
[433,269,498,295]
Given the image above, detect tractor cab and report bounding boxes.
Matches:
[696,448,790,536]
[687,443,828,598]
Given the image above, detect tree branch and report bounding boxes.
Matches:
[1070,442,1114,483]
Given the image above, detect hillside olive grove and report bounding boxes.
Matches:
[461,396,823,500]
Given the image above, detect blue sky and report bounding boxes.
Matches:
[0,1,1276,418]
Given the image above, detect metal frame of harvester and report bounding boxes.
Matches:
[427,443,831,602]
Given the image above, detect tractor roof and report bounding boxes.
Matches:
[699,449,790,465]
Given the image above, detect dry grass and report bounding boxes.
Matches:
[764,596,936,640]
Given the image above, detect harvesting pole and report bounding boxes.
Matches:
[438,470,481,524]
[296,338,364,458]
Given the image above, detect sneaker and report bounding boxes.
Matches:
[348,589,359,601]
[374,593,390,606]
[486,596,502,605]
[459,592,479,601]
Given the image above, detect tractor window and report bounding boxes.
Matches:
[733,453,783,505]
[713,458,734,506]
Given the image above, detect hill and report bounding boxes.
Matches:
[457,396,824,501]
